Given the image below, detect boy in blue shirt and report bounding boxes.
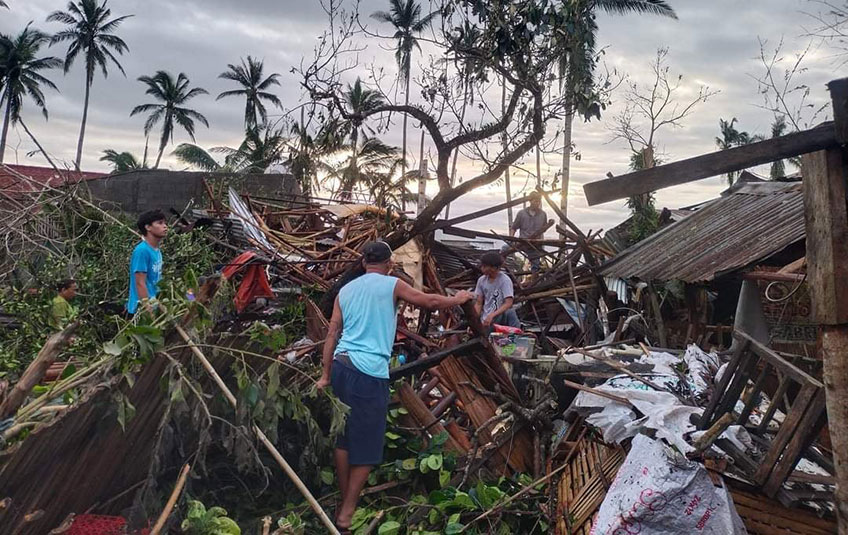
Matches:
[126,210,168,314]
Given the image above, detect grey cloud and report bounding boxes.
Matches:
[0,0,839,232]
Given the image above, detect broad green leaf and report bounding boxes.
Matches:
[439,470,451,488]
[402,458,418,471]
[378,520,400,535]
[426,453,443,471]
[445,522,464,534]
[320,467,334,485]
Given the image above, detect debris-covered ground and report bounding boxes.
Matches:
[0,168,839,535]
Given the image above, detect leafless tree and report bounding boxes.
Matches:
[751,37,831,133]
[609,48,716,242]
[804,0,848,65]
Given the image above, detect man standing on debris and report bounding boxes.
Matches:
[317,241,474,532]
[509,191,549,273]
[49,279,78,330]
[475,251,520,329]
[126,210,168,315]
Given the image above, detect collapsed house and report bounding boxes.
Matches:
[0,120,843,535]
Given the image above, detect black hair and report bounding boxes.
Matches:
[480,251,504,268]
[57,279,76,292]
[137,209,166,235]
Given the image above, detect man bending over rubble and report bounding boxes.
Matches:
[126,209,168,315]
[317,240,474,532]
[475,251,520,329]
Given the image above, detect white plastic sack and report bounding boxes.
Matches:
[593,434,747,535]
[683,344,720,403]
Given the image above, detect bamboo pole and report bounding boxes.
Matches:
[173,324,340,535]
[149,463,191,535]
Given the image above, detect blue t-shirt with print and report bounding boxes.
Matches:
[126,240,163,313]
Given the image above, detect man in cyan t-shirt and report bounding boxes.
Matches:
[126,210,168,314]
[317,241,474,532]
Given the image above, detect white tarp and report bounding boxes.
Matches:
[593,434,747,535]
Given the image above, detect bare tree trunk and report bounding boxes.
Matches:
[0,321,79,419]
[155,142,165,169]
[0,96,12,164]
[559,65,574,234]
[535,145,542,188]
[417,129,426,215]
[401,75,410,211]
[74,79,92,171]
[560,109,573,219]
[19,118,58,171]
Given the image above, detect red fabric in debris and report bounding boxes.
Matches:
[69,515,132,535]
[222,251,274,312]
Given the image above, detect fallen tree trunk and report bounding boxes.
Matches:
[0,321,79,420]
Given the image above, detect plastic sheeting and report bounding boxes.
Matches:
[593,434,747,535]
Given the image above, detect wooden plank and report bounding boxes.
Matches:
[698,339,748,429]
[737,363,771,425]
[397,382,465,454]
[583,121,839,205]
[753,382,818,487]
[802,148,848,325]
[764,389,828,496]
[425,190,551,232]
[830,78,848,144]
[755,374,791,435]
[736,330,823,386]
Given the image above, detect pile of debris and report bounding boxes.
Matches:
[0,179,839,535]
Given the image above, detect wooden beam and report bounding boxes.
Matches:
[803,148,848,324]
[809,77,848,534]
[397,382,465,453]
[583,121,839,205]
[425,189,555,232]
[388,338,481,380]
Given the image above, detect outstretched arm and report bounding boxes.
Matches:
[394,280,474,311]
[317,296,342,390]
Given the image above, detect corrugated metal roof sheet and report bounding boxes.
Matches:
[599,182,805,283]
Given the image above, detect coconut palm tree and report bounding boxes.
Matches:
[334,78,385,199]
[328,136,404,205]
[715,117,757,185]
[174,126,287,174]
[130,71,208,168]
[217,56,282,131]
[557,0,676,220]
[47,0,132,171]
[286,117,342,197]
[0,25,63,163]
[100,148,143,172]
[371,0,436,206]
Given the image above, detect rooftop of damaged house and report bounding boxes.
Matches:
[1,2,847,535]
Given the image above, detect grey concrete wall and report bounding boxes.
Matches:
[83,170,301,215]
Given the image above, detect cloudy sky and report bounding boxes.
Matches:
[0,0,840,235]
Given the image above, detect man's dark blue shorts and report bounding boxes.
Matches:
[330,357,389,466]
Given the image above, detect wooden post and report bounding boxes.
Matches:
[803,77,848,534]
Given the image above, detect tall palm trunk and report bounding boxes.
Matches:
[345,125,359,200]
[74,76,92,171]
[401,75,410,210]
[155,142,165,169]
[0,96,11,164]
[559,65,574,232]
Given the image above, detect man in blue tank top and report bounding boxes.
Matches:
[318,241,474,531]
